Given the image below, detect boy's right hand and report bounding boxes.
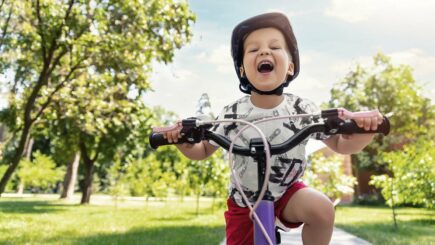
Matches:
[164,128,196,150]
[161,121,183,144]
[153,121,198,150]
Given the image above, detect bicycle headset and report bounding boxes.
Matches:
[231,12,300,95]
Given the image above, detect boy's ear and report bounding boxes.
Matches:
[240,65,245,77]
[287,63,294,76]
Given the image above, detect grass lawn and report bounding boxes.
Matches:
[0,194,226,245]
[335,205,435,245]
[1,195,434,245]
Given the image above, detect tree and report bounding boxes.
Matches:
[326,53,434,194]
[0,0,195,196]
[187,150,228,215]
[203,150,229,211]
[106,155,129,206]
[370,137,434,228]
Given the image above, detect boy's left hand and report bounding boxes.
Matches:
[354,111,383,131]
[342,112,383,140]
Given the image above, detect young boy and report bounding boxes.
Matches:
[164,12,382,245]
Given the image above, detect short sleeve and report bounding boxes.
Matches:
[299,98,330,141]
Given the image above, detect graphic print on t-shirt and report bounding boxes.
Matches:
[211,93,328,207]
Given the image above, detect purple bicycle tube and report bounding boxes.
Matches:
[254,200,276,245]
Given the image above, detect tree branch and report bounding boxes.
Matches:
[35,0,47,62]
[45,0,75,71]
[31,61,86,123]
[91,139,102,163]
[0,0,6,12]
[0,2,12,50]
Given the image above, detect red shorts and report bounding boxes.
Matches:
[224,182,307,245]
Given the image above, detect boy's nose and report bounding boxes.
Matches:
[259,49,271,56]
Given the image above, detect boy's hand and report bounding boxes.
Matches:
[162,121,183,143]
[342,112,383,140]
[354,111,383,131]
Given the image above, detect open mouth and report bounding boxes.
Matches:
[257,60,274,73]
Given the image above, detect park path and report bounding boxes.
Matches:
[278,225,372,245]
[220,225,372,245]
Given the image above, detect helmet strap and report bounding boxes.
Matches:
[247,82,285,95]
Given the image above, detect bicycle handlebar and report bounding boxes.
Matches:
[149,109,390,153]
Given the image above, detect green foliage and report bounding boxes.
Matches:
[104,144,229,201]
[370,138,435,209]
[113,105,230,200]
[16,151,64,191]
[107,157,129,202]
[326,53,434,171]
[188,149,229,198]
[205,151,230,199]
[303,152,356,200]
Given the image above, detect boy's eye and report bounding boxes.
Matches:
[249,49,258,53]
[271,47,281,50]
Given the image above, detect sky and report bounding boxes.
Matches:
[144,0,435,119]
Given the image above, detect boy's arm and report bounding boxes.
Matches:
[176,141,218,160]
[322,114,382,154]
[323,134,375,155]
[162,123,218,160]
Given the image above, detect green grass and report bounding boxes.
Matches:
[1,196,434,245]
[0,195,226,245]
[335,205,435,245]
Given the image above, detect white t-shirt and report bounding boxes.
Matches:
[211,93,328,207]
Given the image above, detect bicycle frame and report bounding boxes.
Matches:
[149,108,390,245]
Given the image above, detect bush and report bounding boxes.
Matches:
[370,138,435,208]
[303,152,356,201]
[16,151,65,193]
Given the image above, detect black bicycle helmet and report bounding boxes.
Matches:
[231,12,300,95]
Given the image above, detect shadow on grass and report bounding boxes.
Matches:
[0,200,77,214]
[53,225,225,245]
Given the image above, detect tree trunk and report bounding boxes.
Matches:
[80,157,94,204]
[196,189,200,216]
[60,151,80,199]
[350,155,360,199]
[211,195,215,213]
[17,138,34,195]
[0,123,32,195]
[17,182,25,194]
[391,178,398,229]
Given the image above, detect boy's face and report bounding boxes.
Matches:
[242,28,294,93]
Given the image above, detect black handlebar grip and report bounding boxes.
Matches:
[149,133,169,149]
[149,133,190,150]
[335,116,390,135]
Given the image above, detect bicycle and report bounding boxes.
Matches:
[149,108,390,245]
